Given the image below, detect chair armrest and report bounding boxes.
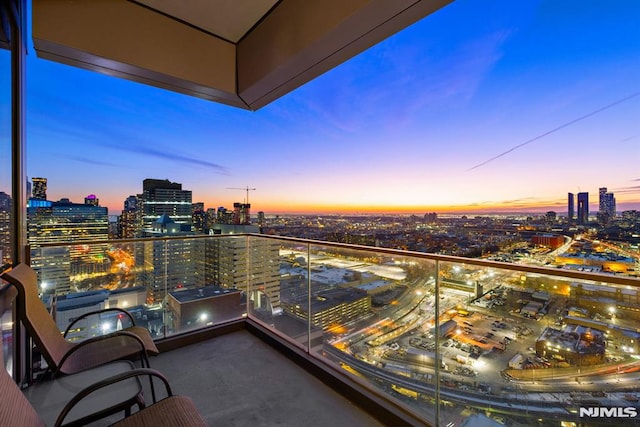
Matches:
[64,308,136,337]
[57,330,147,375]
[53,368,173,427]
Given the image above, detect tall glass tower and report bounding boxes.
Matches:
[577,192,589,225]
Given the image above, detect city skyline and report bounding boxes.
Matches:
[1,0,639,215]
[26,175,628,218]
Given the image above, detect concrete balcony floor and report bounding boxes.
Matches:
[135,329,384,427]
[30,328,385,426]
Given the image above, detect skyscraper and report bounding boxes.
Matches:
[0,192,12,265]
[31,177,47,199]
[191,202,206,233]
[118,195,139,239]
[141,179,192,233]
[27,198,109,294]
[139,214,204,305]
[567,192,574,221]
[598,187,616,224]
[233,202,251,225]
[208,224,281,315]
[577,192,589,225]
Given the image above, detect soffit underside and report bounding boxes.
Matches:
[31,0,453,111]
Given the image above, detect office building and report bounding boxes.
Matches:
[0,192,11,265]
[27,198,109,295]
[117,195,139,239]
[577,192,589,225]
[233,202,251,225]
[141,179,192,233]
[139,214,205,304]
[209,221,281,315]
[192,202,206,234]
[31,177,47,200]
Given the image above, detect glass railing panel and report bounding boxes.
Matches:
[432,260,640,426]
[301,243,437,425]
[26,234,640,426]
[31,235,248,343]
[246,236,310,351]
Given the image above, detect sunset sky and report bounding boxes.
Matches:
[1,0,639,215]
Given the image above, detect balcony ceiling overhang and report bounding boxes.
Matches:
[31,0,452,111]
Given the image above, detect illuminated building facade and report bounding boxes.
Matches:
[141,179,192,234]
[532,233,564,249]
[31,177,47,200]
[209,224,281,314]
[192,202,206,234]
[281,287,371,329]
[233,202,251,225]
[84,194,99,206]
[117,196,139,239]
[0,192,11,265]
[139,214,205,304]
[598,187,616,224]
[27,198,109,295]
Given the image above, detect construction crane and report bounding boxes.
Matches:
[227,186,256,204]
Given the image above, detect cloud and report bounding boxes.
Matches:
[101,141,229,174]
[65,156,122,168]
[612,185,640,195]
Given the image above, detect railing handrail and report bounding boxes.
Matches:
[29,233,640,288]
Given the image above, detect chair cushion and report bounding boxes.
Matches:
[113,396,208,427]
[60,334,150,375]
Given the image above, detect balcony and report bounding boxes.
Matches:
[5,234,639,426]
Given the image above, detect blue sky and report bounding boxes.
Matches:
[1,0,639,215]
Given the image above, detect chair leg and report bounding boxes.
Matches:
[140,353,157,403]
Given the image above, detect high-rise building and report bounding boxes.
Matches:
[257,211,266,228]
[567,192,574,221]
[31,177,47,199]
[598,187,616,224]
[192,202,206,233]
[141,179,192,232]
[118,195,139,239]
[27,198,109,295]
[0,192,12,265]
[208,224,281,314]
[216,206,234,224]
[139,214,204,304]
[233,203,251,225]
[205,208,216,230]
[84,194,99,206]
[577,192,589,225]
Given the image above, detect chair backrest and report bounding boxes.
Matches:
[1,263,72,370]
[0,282,46,427]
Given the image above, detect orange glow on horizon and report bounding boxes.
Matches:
[93,195,640,216]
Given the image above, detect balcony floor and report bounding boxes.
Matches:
[29,329,385,426]
[139,329,384,427]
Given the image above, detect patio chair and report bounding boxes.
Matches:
[1,263,159,377]
[56,368,209,427]
[0,312,207,427]
[0,281,143,427]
